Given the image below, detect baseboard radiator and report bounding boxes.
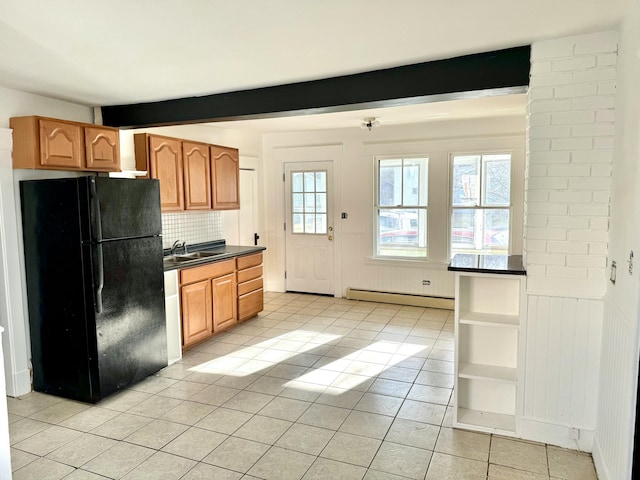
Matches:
[345,288,454,310]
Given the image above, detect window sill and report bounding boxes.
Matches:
[365,256,451,270]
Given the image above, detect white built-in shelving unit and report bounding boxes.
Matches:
[453,268,526,436]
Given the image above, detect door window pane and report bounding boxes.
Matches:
[292,193,304,212]
[290,170,328,235]
[292,172,304,193]
[292,214,304,233]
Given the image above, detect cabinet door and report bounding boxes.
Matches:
[212,273,237,332]
[210,145,240,210]
[238,288,264,322]
[183,141,212,210]
[181,280,213,348]
[85,127,120,171]
[149,136,184,211]
[39,119,82,169]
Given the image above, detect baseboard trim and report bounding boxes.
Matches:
[592,438,612,480]
[520,417,594,452]
[345,288,454,310]
[6,368,31,398]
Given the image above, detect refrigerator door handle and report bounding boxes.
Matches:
[95,244,104,314]
[90,177,103,242]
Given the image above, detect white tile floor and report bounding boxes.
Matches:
[8,292,599,480]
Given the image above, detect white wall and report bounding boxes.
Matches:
[261,116,526,297]
[524,31,618,452]
[594,1,640,478]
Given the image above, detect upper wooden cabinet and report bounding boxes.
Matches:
[183,141,212,210]
[210,145,240,210]
[135,133,239,212]
[140,135,185,211]
[10,116,121,172]
[85,127,120,171]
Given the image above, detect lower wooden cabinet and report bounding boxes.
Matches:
[181,280,213,348]
[237,252,264,321]
[212,273,237,332]
[179,252,264,350]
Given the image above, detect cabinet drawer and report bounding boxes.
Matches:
[237,252,262,270]
[238,277,263,296]
[237,265,262,284]
[238,288,264,321]
[180,259,235,285]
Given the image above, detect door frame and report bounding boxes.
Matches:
[274,145,343,297]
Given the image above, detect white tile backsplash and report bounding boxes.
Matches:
[162,210,223,248]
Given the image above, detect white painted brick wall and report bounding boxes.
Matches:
[526,31,616,298]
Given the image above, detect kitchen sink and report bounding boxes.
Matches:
[177,251,223,259]
[163,251,225,265]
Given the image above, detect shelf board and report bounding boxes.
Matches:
[456,408,516,433]
[458,362,517,383]
[459,311,519,327]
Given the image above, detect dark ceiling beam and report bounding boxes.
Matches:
[101,45,531,129]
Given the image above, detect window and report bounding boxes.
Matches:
[291,170,327,234]
[450,153,511,257]
[375,157,428,258]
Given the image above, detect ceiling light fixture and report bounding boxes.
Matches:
[361,117,380,131]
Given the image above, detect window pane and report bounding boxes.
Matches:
[292,172,304,193]
[451,209,477,251]
[484,209,510,248]
[316,214,327,234]
[402,158,428,206]
[292,193,304,212]
[377,208,427,258]
[304,172,315,192]
[450,208,510,257]
[304,214,315,233]
[483,155,511,206]
[452,155,480,206]
[304,193,315,212]
[315,193,327,213]
[315,172,327,192]
[292,214,304,233]
[379,159,402,206]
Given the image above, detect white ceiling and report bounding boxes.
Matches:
[0,0,630,130]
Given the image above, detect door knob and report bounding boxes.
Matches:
[328,235,333,241]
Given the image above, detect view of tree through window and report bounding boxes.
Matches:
[451,154,511,257]
[376,157,428,258]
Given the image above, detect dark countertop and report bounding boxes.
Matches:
[447,254,526,275]
[163,240,266,271]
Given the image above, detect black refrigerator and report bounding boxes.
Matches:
[20,176,167,403]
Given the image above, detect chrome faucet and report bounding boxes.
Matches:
[170,240,188,255]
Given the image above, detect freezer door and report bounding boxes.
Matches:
[81,176,162,241]
[87,235,167,399]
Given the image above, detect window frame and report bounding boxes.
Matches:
[374,154,429,260]
[448,151,514,259]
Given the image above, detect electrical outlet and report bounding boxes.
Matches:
[569,427,580,440]
[422,280,431,286]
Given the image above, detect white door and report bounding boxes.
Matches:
[221,168,258,245]
[284,161,334,295]
[239,169,259,245]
